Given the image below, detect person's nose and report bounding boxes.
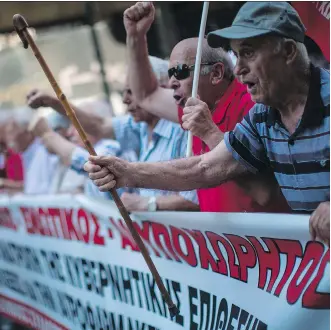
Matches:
[233,57,249,78]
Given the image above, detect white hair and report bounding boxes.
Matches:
[149,56,169,85]
[200,43,235,81]
[46,110,70,130]
[78,99,113,118]
[11,106,34,126]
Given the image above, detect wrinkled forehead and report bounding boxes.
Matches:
[230,35,272,52]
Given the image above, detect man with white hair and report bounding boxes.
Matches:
[27,57,199,211]
[3,107,59,195]
[84,2,330,244]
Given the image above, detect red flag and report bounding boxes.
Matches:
[292,1,330,61]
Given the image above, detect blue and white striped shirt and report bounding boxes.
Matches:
[71,139,137,199]
[112,115,198,204]
[225,65,330,213]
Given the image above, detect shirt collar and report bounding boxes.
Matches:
[267,64,324,129]
[152,118,173,139]
[212,78,238,123]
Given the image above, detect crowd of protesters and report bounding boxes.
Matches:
[0,2,329,329]
[0,1,329,239]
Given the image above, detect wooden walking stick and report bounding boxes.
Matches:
[13,14,179,318]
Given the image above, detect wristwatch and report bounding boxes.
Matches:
[147,196,157,212]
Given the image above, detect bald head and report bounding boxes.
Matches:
[168,37,235,109]
[170,37,234,81]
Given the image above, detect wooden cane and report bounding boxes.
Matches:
[186,1,209,157]
[13,14,179,318]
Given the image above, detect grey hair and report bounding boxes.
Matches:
[11,106,34,125]
[200,45,235,81]
[77,99,113,118]
[149,55,169,86]
[46,110,70,130]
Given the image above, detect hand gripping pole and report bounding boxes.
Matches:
[186,2,209,157]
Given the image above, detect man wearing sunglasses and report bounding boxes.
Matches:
[123,1,290,213]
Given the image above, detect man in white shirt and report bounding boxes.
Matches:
[4,110,58,195]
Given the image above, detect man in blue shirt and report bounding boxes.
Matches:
[84,2,329,244]
[27,57,199,212]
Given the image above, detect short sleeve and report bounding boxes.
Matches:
[70,146,90,175]
[112,115,142,153]
[224,106,269,174]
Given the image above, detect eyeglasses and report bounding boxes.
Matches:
[167,62,218,80]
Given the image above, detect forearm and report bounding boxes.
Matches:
[42,132,75,166]
[127,140,246,192]
[126,35,178,123]
[156,195,200,211]
[88,141,245,193]
[203,126,224,150]
[130,155,225,191]
[127,35,159,101]
[49,98,112,139]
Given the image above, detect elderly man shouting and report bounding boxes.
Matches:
[85,2,330,244]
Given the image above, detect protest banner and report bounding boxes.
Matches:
[0,194,329,330]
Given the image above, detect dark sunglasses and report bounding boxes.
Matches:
[168,62,218,80]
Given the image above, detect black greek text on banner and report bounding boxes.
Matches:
[0,194,329,330]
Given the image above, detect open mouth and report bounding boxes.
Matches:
[173,95,185,106]
[243,81,257,93]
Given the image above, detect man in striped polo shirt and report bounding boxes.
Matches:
[84,2,329,244]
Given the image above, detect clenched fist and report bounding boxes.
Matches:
[26,89,58,110]
[123,2,155,37]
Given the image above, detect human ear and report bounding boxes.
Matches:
[210,62,225,85]
[283,39,297,65]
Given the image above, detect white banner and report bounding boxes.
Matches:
[0,194,329,330]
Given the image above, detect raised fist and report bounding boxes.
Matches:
[124,2,155,37]
[26,89,57,109]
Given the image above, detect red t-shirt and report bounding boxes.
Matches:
[179,79,290,213]
[5,150,24,181]
[292,1,330,61]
